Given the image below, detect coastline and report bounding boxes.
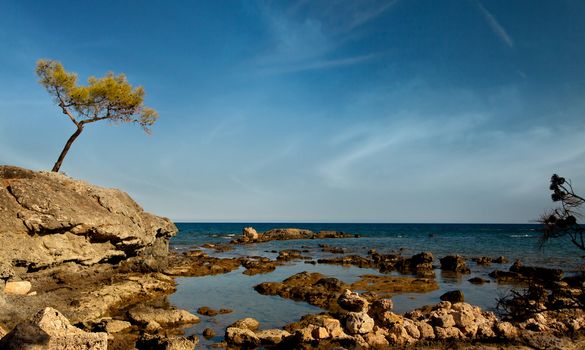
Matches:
[1,166,584,349]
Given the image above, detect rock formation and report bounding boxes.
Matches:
[0,166,177,270]
[232,227,355,243]
[0,307,107,350]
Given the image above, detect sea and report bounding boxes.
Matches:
[168,223,584,346]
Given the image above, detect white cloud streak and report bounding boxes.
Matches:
[474,0,515,48]
[258,54,377,75]
[252,1,392,75]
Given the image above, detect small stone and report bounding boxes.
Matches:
[4,281,32,295]
[197,306,219,316]
[430,310,455,328]
[403,319,421,339]
[495,321,518,339]
[137,334,199,350]
[104,320,131,333]
[364,330,390,348]
[387,324,415,345]
[229,318,260,331]
[225,327,260,346]
[243,227,259,240]
[203,328,216,338]
[379,311,404,327]
[434,326,464,339]
[345,311,375,334]
[468,277,489,284]
[311,326,329,339]
[338,289,369,312]
[145,320,162,333]
[256,329,290,345]
[295,326,317,342]
[27,291,37,296]
[322,318,346,339]
[0,262,15,281]
[417,321,435,339]
[493,256,508,264]
[219,308,233,314]
[369,298,393,321]
[435,301,452,310]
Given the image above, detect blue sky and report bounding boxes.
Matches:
[1,0,584,223]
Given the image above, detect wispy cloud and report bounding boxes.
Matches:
[337,0,398,34]
[474,0,514,48]
[318,114,486,188]
[252,1,393,75]
[258,53,378,75]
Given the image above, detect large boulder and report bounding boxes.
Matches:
[0,307,107,349]
[0,166,177,270]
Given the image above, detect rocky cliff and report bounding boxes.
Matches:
[0,165,177,270]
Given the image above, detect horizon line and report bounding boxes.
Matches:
[171,221,539,225]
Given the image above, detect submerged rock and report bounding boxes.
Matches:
[254,272,348,311]
[202,328,216,338]
[350,274,439,298]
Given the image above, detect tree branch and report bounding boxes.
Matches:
[55,88,80,127]
[79,115,112,125]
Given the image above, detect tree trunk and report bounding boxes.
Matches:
[52,125,84,172]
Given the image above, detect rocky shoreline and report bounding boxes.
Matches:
[1,165,584,349]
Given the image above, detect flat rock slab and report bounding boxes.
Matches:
[350,274,439,298]
[128,306,200,326]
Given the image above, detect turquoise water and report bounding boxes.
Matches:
[168,223,584,346]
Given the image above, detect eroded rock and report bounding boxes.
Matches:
[0,166,176,270]
[440,255,470,274]
[128,306,200,326]
[254,272,348,311]
[0,307,107,350]
[338,289,369,312]
[345,312,375,334]
[136,334,199,350]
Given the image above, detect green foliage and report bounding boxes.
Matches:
[36,59,159,172]
[36,59,158,132]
